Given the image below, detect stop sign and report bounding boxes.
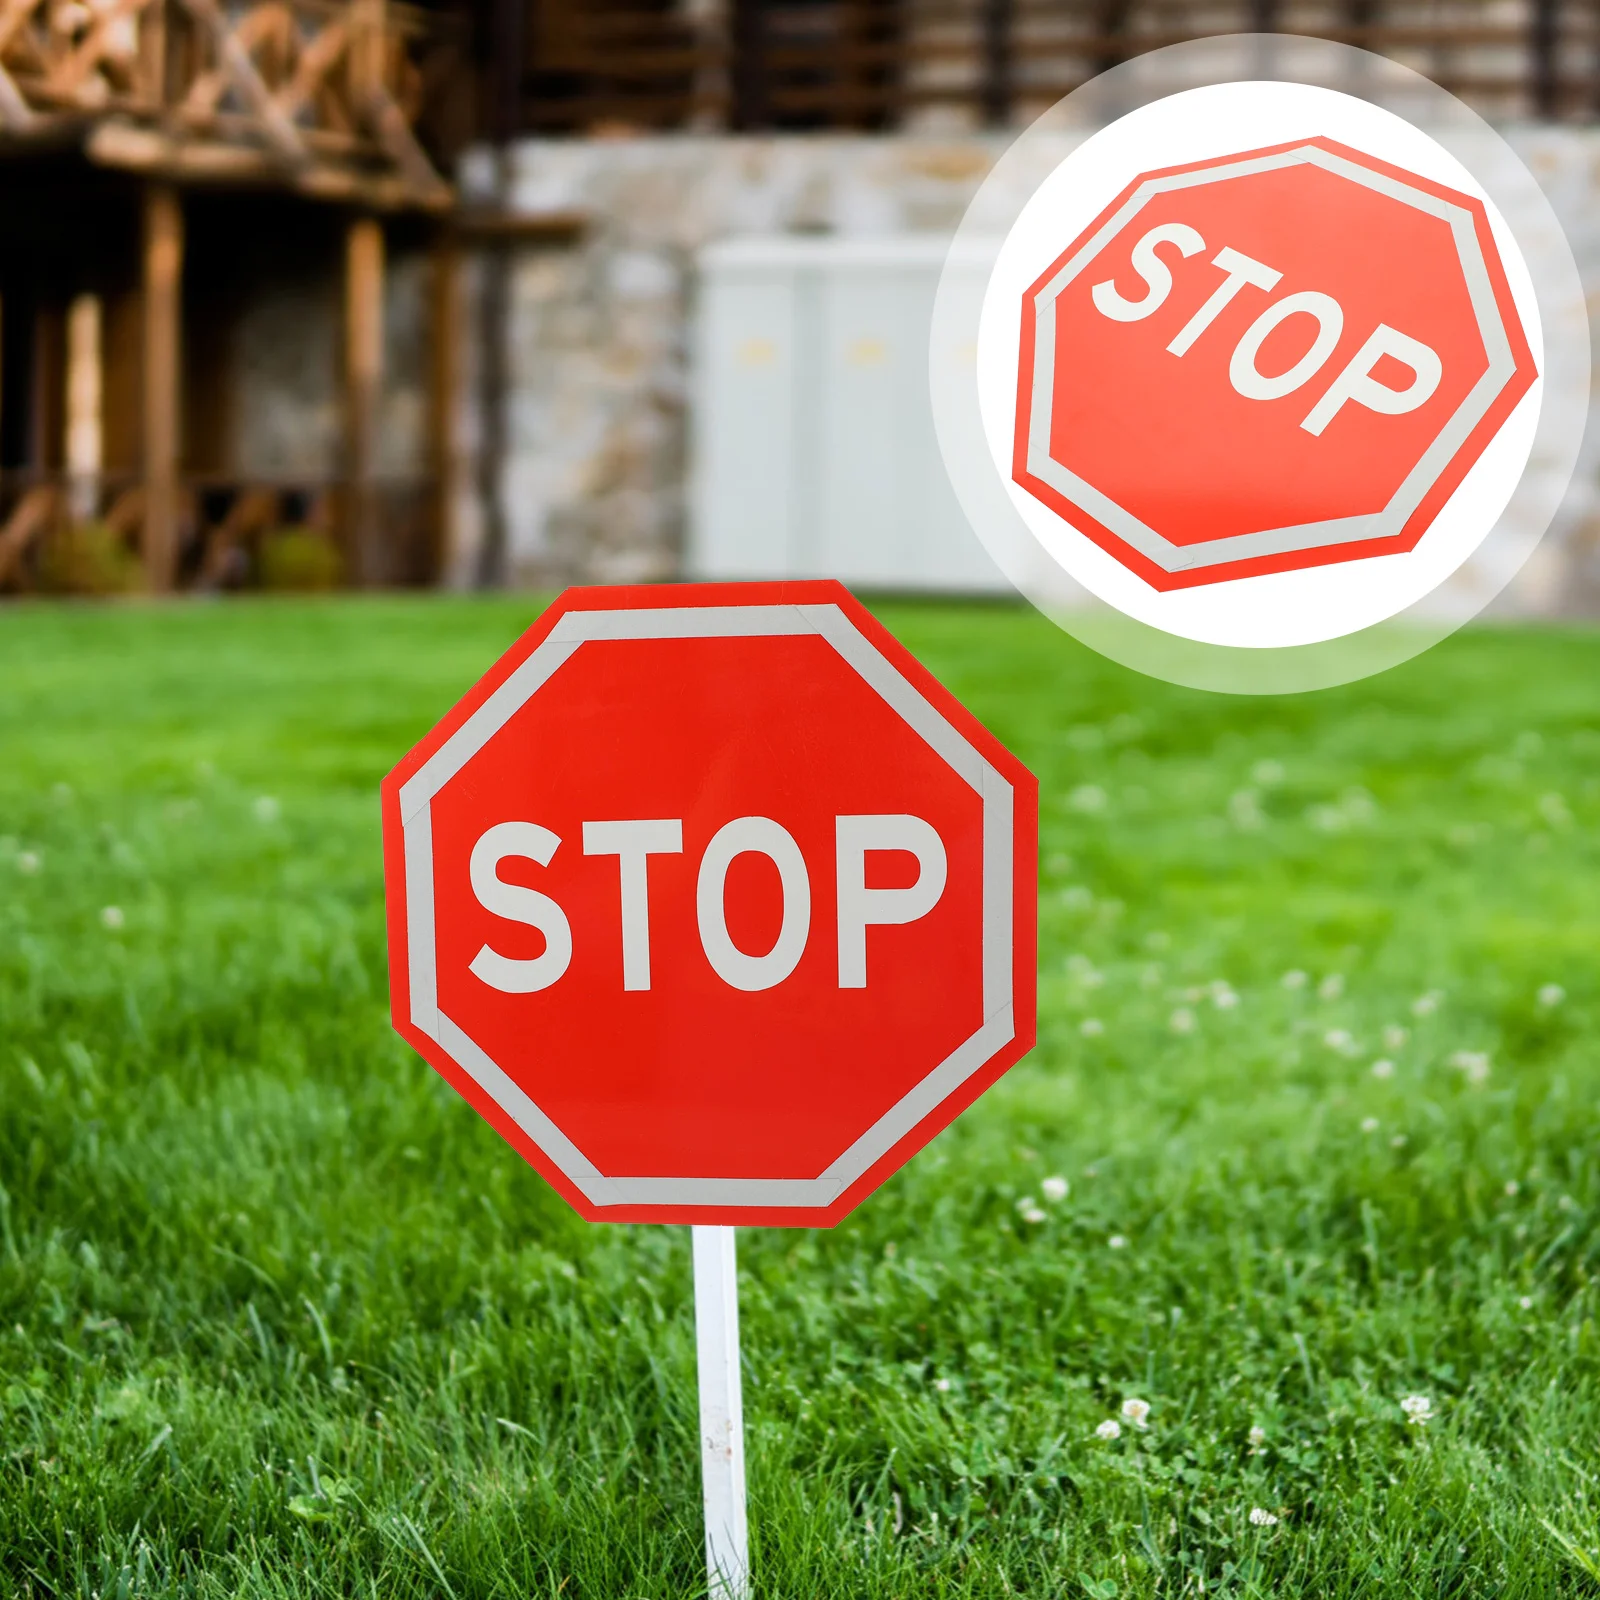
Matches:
[1013,135,1536,591]
[382,582,1037,1226]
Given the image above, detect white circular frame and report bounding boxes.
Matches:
[930,37,1589,694]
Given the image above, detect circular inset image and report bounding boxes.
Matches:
[931,39,1588,693]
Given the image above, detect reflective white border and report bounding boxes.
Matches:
[398,601,1017,1209]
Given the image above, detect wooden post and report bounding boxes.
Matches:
[344,213,384,585]
[980,0,1012,129]
[142,182,182,592]
[428,234,464,584]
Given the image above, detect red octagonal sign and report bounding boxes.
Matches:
[1013,136,1537,590]
[382,582,1038,1227]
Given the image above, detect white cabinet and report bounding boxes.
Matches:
[690,236,1007,592]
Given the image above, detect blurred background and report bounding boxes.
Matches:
[0,0,1596,608]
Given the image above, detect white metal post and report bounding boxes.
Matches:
[692,1224,749,1599]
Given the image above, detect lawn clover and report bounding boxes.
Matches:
[16,850,39,874]
[100,906,125,930]
[1411,990,1443,1017]
[1318,974,1345,1001]
[1281,969,1308,990]
[253,795,281,824]
[1448,1051,1491,1084]
[1080,1018,1105,1038]
[1108,1234,1128,1250]
[1041,1176,1069,1203]
[1211,983,1239,1010]
[1120,1398,1150,1429]
[1370,1058,1395,1079]
[1324,1028,1357,1055]
[1249,1507,1279,1527]
[1382,1024,1410,1051]
[1400,1394,1433,1425]
[1537,984,1566,1009]
[1518,1296,1533,1311]
[934,1377,951,1393]
[1361,1117,1380,1134]
[1248,1425,1267,1451]
[1504,1180,1519,1197]
[1015,1197,1046,1224]
[1094,1419,1121,1441]
[1169,1008,1196,1035]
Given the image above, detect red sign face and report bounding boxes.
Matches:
[1013,136,1536,590]
[382,581,1037,1226]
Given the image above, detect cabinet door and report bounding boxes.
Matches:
[816,262,1005,591]
[689,267,798,579]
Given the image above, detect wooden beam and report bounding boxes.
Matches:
[343,212,383,585]
[141,181,182,591]
[427,232,463,584]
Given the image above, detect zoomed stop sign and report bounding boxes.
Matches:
[383,582,1037,1226]
[1013,135,1536,590]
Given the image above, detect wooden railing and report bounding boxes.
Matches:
[516,0,1600,131]
[0,0,463,206]
[0,472,440,593]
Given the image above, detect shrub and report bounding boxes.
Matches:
[259,526,343,592]
[36,522,141,596]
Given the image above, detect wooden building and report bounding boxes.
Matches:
[0,0,469,592]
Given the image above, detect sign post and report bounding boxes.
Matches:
[693,1226,748,1600]
[382,579,1037,1590]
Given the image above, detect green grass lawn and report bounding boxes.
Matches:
[2,596,1600,1598]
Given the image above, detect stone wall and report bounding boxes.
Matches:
[456,129,1600,613]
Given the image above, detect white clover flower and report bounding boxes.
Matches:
[1120,1397,1150,1428]
[1412,991,1442,1017]
[1252,759,1286,786]
[1169,1008,1196,1035]
[1249,1507,1279,1527]
[252,795,281,824]
[1248,1425,1267,1450]
[1518,1296,1533,1311]
[1538,793,1573,829]
[1019,1205,1047,1225]
[1041,1176,1069,1203]
[1324,1028,1357,1054]
[16,850,39,875]
[1108,1234,1128,1250]
[1212,986,1239,1010]
[1228,790,1265,831]
[1361,1117,1380,1134]
[1370,1058,1395,1080]
[1448,1051,1491,1084]
[1069,785,1107,814]
[934,1377,951,1392]
[1390,1134,1408,1148]
[1537,984,1566,1009]
[1080,1018,1105,1038]
[100,906,124,930]
[1318,974,1345,1001]
[1382,1024,1410,1051]
[1400,1394,1433,1424]
[1281,969,1308,990]
[1504,1180,1519,1197]
[1094,1419,1121,1441]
